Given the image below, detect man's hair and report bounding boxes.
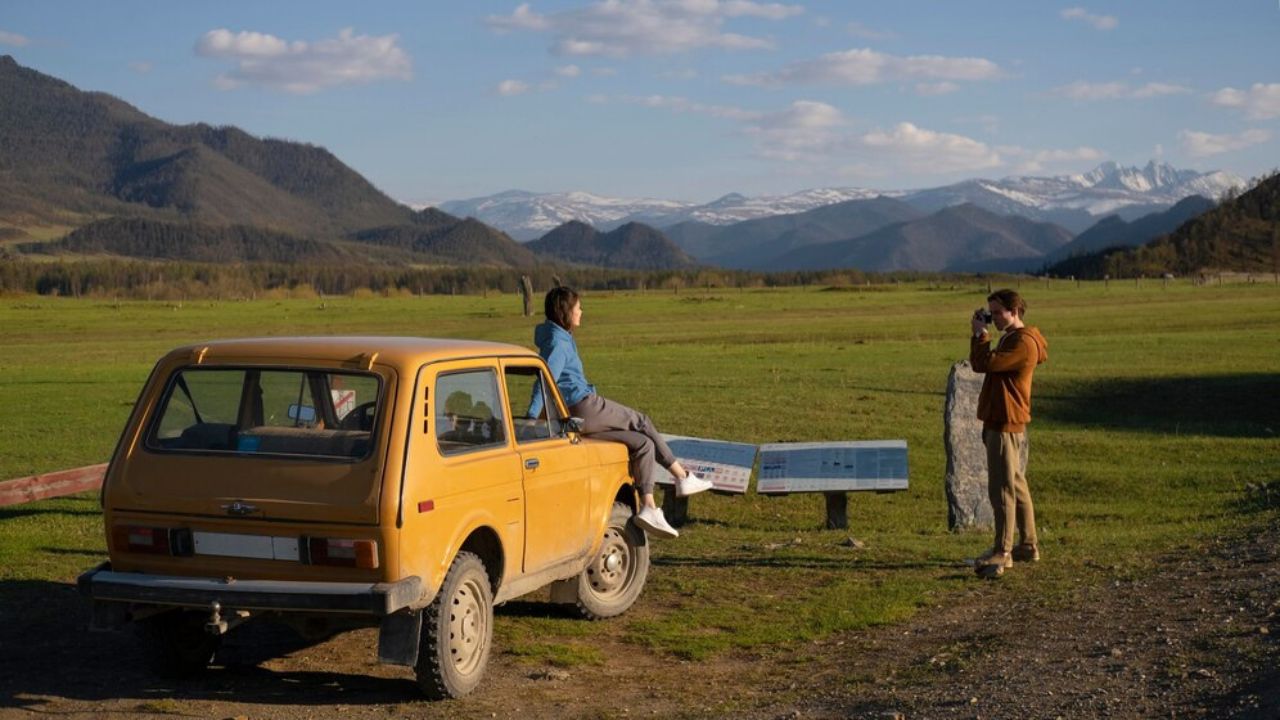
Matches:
[544,286,581,330]
[988,288,1027,317]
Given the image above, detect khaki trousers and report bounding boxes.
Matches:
[983,428,1038,554]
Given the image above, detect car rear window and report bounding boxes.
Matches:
[146,367,382,460]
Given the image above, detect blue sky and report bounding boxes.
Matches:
[3,1,1278,204]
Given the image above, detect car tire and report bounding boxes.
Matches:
[574,501,650,620]
[415,551,493,699]
[138,609,221,678]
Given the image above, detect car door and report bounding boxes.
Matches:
[500,359,593,573]
[399,361,524,592]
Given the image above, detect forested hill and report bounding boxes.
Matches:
[527,221,698,269]
[1045,173,1280,278]
[20,217,416,264]
[0,55,413,237]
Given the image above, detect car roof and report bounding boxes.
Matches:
[163,336,539,370]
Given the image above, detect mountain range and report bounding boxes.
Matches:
[440,162,1243,241]
[1,55,1264,277]
[1045,172,1280,278]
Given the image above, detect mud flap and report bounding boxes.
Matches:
[377,609,422,666]
[548,577,579,604]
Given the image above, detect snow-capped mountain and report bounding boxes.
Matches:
[438,190,695,241]
[435,162,1244,240]
[439,187,886,240]
[896,161,1242,232]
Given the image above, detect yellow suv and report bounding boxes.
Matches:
[78,337,649,699]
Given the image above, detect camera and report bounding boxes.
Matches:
[975,309,993,324]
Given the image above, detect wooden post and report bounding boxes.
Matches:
[519,275,534,316]
[823,491,848,530]
[661,487,689,527]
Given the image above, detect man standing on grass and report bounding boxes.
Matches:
[970,289,1049,579]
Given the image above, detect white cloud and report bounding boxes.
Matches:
[1210,83,1280,120]
[612,92,1083,179]
[485,0,802,57]
[129,61,153,74]
[0,29,30,47]
[555,64,582,77]
[1006,145,1105,174]
[486,3,552,32]
[497,79,532,96]
[618,94,762,121]
[861,122,1002,174]
[1179,128,1270,158]
[195,27,411,94]
[1131,82,1191,98]
[1051,80,1190,100]
[745,101,849,162]
[724,48,1001,88]
[1061,7,1117,31]
[593,66,618,76]
[915,81,959,96]
[846,21,896,41]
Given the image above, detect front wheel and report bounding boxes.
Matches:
[415,551,493,699]
[573,501,650,620]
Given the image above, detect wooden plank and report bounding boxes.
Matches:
[0,464,108,507]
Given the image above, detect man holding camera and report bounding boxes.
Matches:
[970,289,1049,579]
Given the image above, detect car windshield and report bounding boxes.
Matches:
[146,367,381,460]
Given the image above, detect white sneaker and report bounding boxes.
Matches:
[633,506,679,539]
[675,471,714,498]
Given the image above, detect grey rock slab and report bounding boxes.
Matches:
[943,359,1031,530]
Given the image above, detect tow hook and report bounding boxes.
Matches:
[205,601,228,635]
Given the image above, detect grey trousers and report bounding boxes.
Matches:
[570,394,676,495]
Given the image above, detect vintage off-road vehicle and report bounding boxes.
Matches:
[78,337,649,698]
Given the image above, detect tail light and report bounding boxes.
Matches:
[112,525,193,556]
[304,537,379,569]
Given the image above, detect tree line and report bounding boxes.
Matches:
[0,257,963,300]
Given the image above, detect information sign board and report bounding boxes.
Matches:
[652,435,758,495]
[756,440,908,494]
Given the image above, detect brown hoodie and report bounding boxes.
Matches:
[970,326,1049,433]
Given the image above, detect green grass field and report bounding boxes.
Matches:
[2,280,1278,663]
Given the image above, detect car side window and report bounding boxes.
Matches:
[435,369,507,455]
[505,366,555,443]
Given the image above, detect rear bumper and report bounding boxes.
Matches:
[77,562,424,616]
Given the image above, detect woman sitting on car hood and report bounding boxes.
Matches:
[527,285,712,538]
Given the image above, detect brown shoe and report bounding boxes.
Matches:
[1012,544,1040,563]
[974,548,1013,568]
[974,550,1011,579]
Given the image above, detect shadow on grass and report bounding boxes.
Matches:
[0,506,101,521]
[495,600,583,620]
[0,579,422,709]
[654,554,958,571]
[1038,373,1280,438]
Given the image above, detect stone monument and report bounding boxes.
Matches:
[944,360,990,530]
[944,360,1030,530]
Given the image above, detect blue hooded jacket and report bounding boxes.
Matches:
[528,321,595,417]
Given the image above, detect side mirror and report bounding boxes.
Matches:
[564,416,584,433]
[287,404,317,423]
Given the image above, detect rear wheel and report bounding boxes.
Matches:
[415,551,493,699]
[138,609,221,678]
[574,501,650,620]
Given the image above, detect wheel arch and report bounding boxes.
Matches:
[458,526,504,594]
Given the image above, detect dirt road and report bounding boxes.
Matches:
[2,519,1275,720]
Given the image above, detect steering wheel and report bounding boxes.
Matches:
[339,401,377,431]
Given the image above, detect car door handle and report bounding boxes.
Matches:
[524,458,540,470]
